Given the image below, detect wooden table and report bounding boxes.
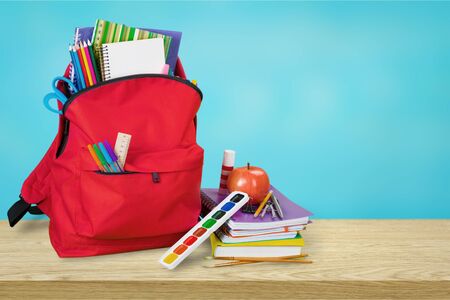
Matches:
[0,220,449,299]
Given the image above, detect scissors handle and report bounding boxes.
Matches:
[52,76,78,94]
[43,76,78,115]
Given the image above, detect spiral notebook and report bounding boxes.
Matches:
[92,19,172,66]
[101,38,166,81]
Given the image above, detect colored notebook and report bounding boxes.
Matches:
[74,26,181,74]
[210,233,303,258]
[74,27,94,44]
[201,186,313,230]
[100,38,166,81]
[92,19,172,67]
[217,228,299,243]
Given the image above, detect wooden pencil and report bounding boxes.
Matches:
[208,258,313,268]
[214,254,308,261]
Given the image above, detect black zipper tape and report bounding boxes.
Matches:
[94,171,136,175]
[62,74,203,114]
[94,170,161,184]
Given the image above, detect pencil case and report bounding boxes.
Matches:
[8,59,205,257]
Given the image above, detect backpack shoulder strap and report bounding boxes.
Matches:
[7,65,72,227]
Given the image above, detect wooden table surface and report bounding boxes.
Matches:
[0,220,449,299]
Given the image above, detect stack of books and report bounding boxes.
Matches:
[201,186,313,258]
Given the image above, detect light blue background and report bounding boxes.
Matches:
[1,2,449,219]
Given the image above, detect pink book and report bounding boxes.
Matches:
[201,186,313,230]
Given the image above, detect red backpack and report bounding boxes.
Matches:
[7,60,204,257]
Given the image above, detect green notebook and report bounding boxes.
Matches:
[92,19,172,78]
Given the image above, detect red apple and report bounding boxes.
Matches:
[227,163,270,204]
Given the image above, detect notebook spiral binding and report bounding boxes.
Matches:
[101,44,111,81]
[200,191,218,217]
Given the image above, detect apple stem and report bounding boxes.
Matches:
[247,162,250,170]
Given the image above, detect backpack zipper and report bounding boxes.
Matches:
[62,74,203,114]
[56,74,202,159]
[152,172,160,183]
[95,170,161,183]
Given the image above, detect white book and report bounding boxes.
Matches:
[214,246,302,258]
[101,38,166,81]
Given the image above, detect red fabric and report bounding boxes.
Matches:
[20,60,204,257]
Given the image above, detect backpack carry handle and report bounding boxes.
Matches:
[7,196,43,227]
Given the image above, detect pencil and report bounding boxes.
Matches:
[207,261,254,268]
[83,41,97,85]
[87,40,101,83]
[70,45,86,90]
[208,258,313,268]
[214,254,308,261]
[253,190,273,217]
[236,258,312,263]
[79,42,93,86]
[68,46,79,90]
[213,253,308,260]
[75,44,89,88]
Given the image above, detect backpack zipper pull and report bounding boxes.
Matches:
[152,172,160,183]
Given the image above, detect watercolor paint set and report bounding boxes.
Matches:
[160,191,249,269]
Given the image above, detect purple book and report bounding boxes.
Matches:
[201,186,313,230]
[74,26,182,73]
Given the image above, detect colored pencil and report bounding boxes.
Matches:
[79,42,93,86]
[75,44,89,88]
[83,41,97,85]
[87,40,101,83]
[71,46,86,90]
[68,46,79,90]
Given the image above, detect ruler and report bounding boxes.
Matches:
[114,132,132,168]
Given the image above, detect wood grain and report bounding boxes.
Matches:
[0,220,449,299]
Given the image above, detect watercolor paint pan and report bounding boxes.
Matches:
[159,191,249,270]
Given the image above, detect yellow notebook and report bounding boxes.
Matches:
[210,233,304,258]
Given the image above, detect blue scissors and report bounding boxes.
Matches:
[43,76,78,115]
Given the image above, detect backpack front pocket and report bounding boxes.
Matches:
[75,145,203,240]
